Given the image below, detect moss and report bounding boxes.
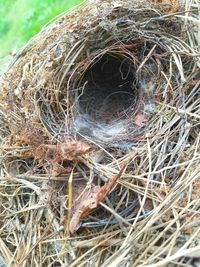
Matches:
[0,0,82,57]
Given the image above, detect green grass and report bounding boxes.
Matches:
[0,0,82,58]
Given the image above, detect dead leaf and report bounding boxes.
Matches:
[38,140,91,175]
[69,166,125,234]
[44,140,90,160]
[20,129,91,175]
[134,113,148,127]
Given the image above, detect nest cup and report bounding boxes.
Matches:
[73,53,137,122]
[0,0,200,266]
[70,49,142,145]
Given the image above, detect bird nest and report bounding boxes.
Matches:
[0,0,200,266]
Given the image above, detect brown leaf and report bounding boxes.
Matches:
[40,140,91,176]
[56,140,92,161]
[69,166,125,234]
[37,140,91,163]
[20,133,91,176]
[134,113,148,127]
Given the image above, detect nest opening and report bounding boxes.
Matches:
[75,53,137,123]
[71,53,141,144]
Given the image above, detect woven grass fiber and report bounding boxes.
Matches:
[0,0,200,266]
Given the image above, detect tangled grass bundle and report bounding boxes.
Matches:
[0,0,200,266]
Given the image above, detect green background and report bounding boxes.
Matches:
[0,0,82,58]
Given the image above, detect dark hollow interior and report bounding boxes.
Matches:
[75,54,138,123]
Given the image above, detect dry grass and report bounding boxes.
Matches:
[0,0,200,266]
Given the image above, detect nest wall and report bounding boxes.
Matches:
[0,0,200,266]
